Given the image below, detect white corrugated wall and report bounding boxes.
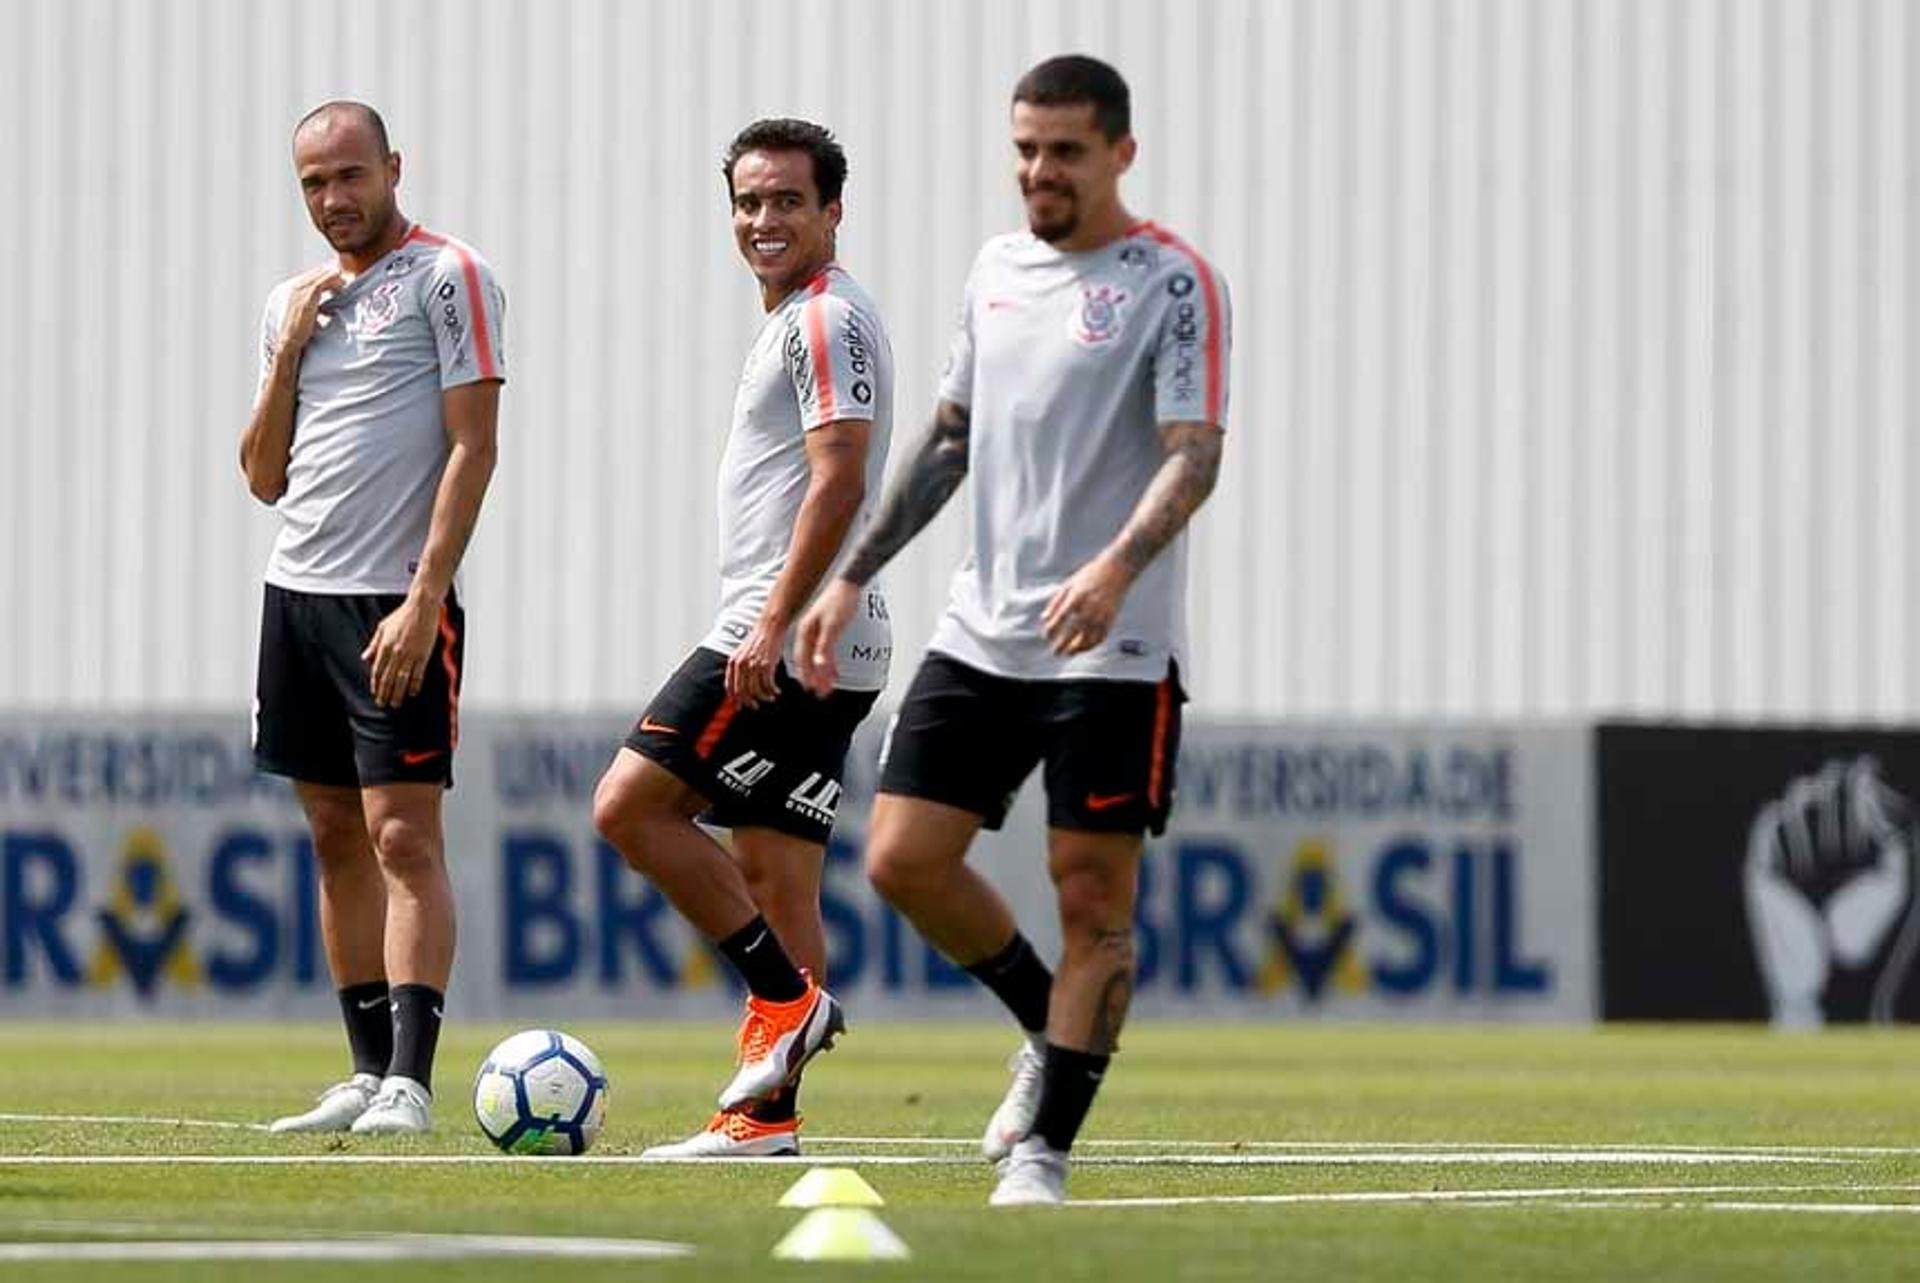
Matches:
[0,0,1913,719]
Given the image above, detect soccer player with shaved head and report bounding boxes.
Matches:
[797,55,1232,1204]
[594,118,894,1156]
[242,101,505,1135]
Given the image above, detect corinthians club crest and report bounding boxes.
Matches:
[1069,283,1130,347]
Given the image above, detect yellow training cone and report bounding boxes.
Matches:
[771,1208,911,1262]
[778,1166,886,1208]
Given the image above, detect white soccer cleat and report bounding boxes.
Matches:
[981,1035,1047,1160]
[642,1111,801,1158]
[989,1134,1070,1206]
[267,1072,381,1134]
[349,1075,433,1135]
[717,979,846,1112]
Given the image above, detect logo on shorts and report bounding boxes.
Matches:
[786,772,844,826]
[1070,284,1130,348]
[719,751,776,795]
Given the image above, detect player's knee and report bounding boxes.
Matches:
[591,771,654,852]
[865,840,930,907]
[368,813,441,883]
[1056,867,1135,945]
[305,807,368,869]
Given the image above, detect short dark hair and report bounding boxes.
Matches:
[294,100,391,157]
[1012,54,1131,141]
[722,118,847,206]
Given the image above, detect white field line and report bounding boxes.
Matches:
[3,1116,1913,1160]
[1068,1182,1920,1209]
[0,1150,1859,1168]
[1697,1201,1920,1216]
[1514,1199,1920,1217]
[0,1233,692,1262]
[0,1112,267,1132]
[812,1136,1920,1157]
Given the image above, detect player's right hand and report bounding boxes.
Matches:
[795,578,860,697]
[280,265,346,353]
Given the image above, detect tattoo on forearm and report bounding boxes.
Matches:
[841,402,970,585]
[1116,430,1223,576]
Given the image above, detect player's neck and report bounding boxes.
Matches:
[337,214,411,276]
[760,257,834,312]
[1050,201,1136,254]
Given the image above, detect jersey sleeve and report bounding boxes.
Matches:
[1153,260,1231,428]
[935,267,978,410]
[424,246,507,389]
[785,291,880,430]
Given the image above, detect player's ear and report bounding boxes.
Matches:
[1114,134,1137,175]
[824,198,843,232]
[387,150,403,189]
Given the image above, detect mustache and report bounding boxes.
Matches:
[1024,181,1073,197]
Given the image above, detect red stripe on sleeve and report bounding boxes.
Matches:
[802,274,836,425]
[408,225,499,381]
[1139,223,1225,425]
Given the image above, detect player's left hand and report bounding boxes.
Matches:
[363,595,441,709]
[1043,552,1134,656]
[727,614,787,708]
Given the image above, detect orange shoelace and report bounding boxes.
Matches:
[736,1005,777,1063]
[735,986,811,1064]
[706,1110,799,1140]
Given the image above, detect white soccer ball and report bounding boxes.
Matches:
[473,1029,610,1155]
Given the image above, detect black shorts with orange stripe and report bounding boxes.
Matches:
[879,652,1186,836]
[252,584,465,789]
[625,647,878,845]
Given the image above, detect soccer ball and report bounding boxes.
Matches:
[473,1029,610,1155]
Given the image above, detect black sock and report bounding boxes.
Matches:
[1030,1044,1110,1153]
[338,980,392,1078]
[387,983,445,1094]
[748,1081,800,1125]
[717,915,808,1002]
[964,932,1053,1034]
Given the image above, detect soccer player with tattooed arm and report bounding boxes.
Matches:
[796,55,1231,1205]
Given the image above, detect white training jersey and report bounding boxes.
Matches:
[258,224,506,594]
[929,222,1232,682]
[700,265,895,692]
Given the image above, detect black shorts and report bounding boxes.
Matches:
[879,652,1186,835]
[252,584,465,789]
[625,647,879,844]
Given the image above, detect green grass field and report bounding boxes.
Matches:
[2,1022,1918,1280]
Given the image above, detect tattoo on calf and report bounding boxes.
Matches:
[1087,926,1136,1053]
[1089,967,1135,1055]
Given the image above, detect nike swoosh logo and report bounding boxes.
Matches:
[356,997,388,1011]
[432,1007,443,1020]
[639,716,678,735]
[400,749,444,766]
[743,929,768,954]
[1085,792,1137,812]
